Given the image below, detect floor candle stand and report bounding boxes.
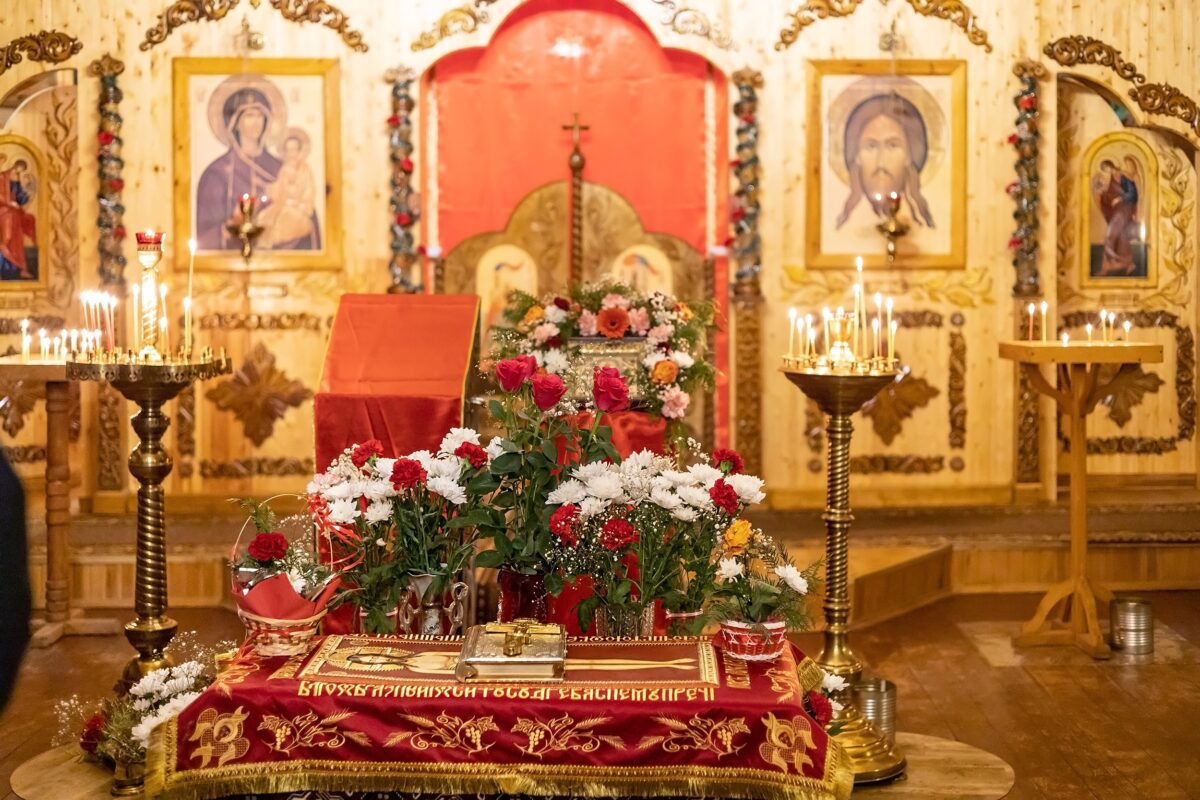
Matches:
[1000,340,1162,658]
[782,367,907,784]
[0,356,121,646]
[66,357,229,685]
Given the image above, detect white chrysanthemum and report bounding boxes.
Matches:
[361,479,394,503]
[571,462,612,482]
[671,506,699,522]
[287,569,309,595]
[439,427,481,455]
[327,498,359,524]
[130,668,168,698]
[427,457,463,480]
[643,352,668,370]
[650,486,682,511]
[543,304,567,324]
[578,497,609,519]
[408,450,437,473]
[585,472,624,501]
[427,476,467,505]
[543,349,570,375]
[661,469,696,487]
[346,479,371,499]
[831,699,845,712]
[547,479,588,505]
[373,458,397,480]
[322,481,355,501]
[717,557,744,581]
[677,485,713,509]
[132,691,201,747]
[687,463,724,488]
[774,564,809,594]
[364,500,392,524]
[621,450,656,473]
[670,351,695,369]
[726,473,766,504]
[821,671,848,694]
[485,438,506,461]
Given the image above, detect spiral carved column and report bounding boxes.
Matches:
[821,412,862,677]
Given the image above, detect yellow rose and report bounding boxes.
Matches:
[723,519,753,556]
[520,305,545,329]
[677,303,695,322]
[650,358,680,385]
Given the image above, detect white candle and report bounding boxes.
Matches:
[1085,323,1093,342]
[52,336,61,361]
[131,284,141,352]
[159,283,169,353]
[1123,320,1132,341]
[888,319,898,363]
[872,317,880,359]
[822,307,832,356]
[184,296,193,356]
[1061,332,1070,346]
[1039,300,1048,342]
[1099,308,1107,342]
[855,257,864,356]
[787,307,797,359]
[69,329,78,353]
[805,314,814,357]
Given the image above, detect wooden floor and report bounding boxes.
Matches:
[3,593,1199,800]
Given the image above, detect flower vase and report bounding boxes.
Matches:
[665,609,704,637]
[401,572,470,635]
[497,567,548,623]
[719,619,788,661]
[355,606,399,635]
[110,759,145,797]
[594,604,655,638]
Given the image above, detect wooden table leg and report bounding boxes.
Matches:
[1013,363,1111,659]
[30,380,120,647]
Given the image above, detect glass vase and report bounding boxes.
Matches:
[497,567,548,623]
[665,609,704,637]
[594,604,655,638]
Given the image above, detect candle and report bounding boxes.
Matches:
[1123,319,1132,341]
[184,296,193,356]
[21,334,30,362]
[69,329,78,353]
[19,318,28,337]
[1061,332,1070,346]
[873,292,883,358]
[1039,300,1048,342]
[872,317,880,359]
[788,307,797,359]
[1027,302,1035,341]
[52,336,61,361]
[131,284,141,352]
[1099,308,1107,342]
[1085,322,1093,342]
[888,319,897,363]
[159,283,169,353]
[805,314,814,357]
[38,330,46,359]
[823,307,832,356]
[855,258,865,356]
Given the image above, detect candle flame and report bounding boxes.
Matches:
[1061,332,1070,345]
[788,306,797,321]
[188,238,197,254]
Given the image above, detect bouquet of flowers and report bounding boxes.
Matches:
[230,497,341,655]
[491,281,715,425]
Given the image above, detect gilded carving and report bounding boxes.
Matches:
[1138,146,1193,309]
[1043,36,1146,85]
[2,445,46,463]
[188,706,250,769]
[0,31,82,75]
[1017,367,1040,483]
[90,53,128,288]
[86,54,124,79]
[861,370,940,445]
[759,712,817,773]
[411,4,493,52]
[270,0,368,52]
[650,2,733,50]
[199,457,314,479]
[0,378,43,437]
[97,383,124,490]
[1095,364,1164,428]
[776,1,864,51]
[850,454,944,474]
[141,0,240,51]
[44,90,78,310]
[948,331,966,448]
[204,342,313,447]
[731,69,763,476]
[0,316,65,334]
[783,265,994,308]
[1129,82,1200,138]
[1011,59,1044,298]
[386,713,497,754]
[511,714,625,758]
[636,715,749,758]
[198,312,328,331]
[260,710,370,753]
[905,0,991,52]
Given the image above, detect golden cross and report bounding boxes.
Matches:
[562,112,589,148]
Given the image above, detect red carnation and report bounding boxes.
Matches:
[532,373,567,410]
[806,691,833,727]
[710,479,740,516]
[739,114,755,124]
[112,225,127,239]
[387,114,401,127]
[350,438,384,468]
[391,457,427,490]
[1018,95,1037,110]
[97,131,114,146]
[79,712,106,754]
[592,366,630,412]
[599,517,638,551]
[400,157,414,173]
[553,296,570,310]
[731,207,746,222]
[712,448,745,475]
[247,532,289,563]
[549,504,580,545]
[495,355,538,392]
[1007,133,1019,145]
[107,178,124,191]
[1008,237,1023,250]
[546,335,562,349]
[730,158,742,168]
[454,441,488,469]
[395,211,413,226]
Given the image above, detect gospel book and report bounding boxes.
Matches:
[455,620,566,682]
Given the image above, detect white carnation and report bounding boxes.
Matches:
[620,450,656,473]
[322,481,355,501]
[543,349,570,375]
[361,479,394,502]
[585,472,624,501]
[661,470,696,487]
[426,456,463,479]
[821,671,848,694]
[726,473,766,504]
[687,463,724,488]
[364,500,392,524]
[547,479,588,505]
[427,476,467,505]
[408,450,436,473]
[670,351,695,369]
[717,557,744,582]
[571,462,612,482]
[543,305,567,324]
[671,506,699,522]
[373,458,397,480]
[439,427,481,455]
[327,498,359,524]
[650,486,682,510]
[774,563,809,595]
[677,485,713,509]
[643,352,668,370]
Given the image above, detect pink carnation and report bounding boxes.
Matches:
[647,323,674,345]
[532,321,560,344]
[627,307,651,336]
[601,293,631,310]
[660,386,691,419]
[578,309,598,336]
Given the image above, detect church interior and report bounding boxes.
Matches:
[1,1,1199,799]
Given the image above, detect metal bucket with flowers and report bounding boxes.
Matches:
[230,496,343,656]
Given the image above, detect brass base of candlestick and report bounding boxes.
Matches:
[782,367,905,784]
[68,358,230,687]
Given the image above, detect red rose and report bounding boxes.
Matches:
[546,336,562,349]
[395,212,413,226]
[710,479,740,516]
[350,438,384,468]
[740,113,755,124]
[247,532,289,563]
[1007,133,1019,145]
[712,448,745,475]
[532,373,567,410]
[1008,237,1023,250]
[723,235,735,247]
[454,442,488,469]
[495,355,538,392]
[549,504,580,545]
[112,225,126,239]
[107,178,124,192]
[79,712,106,754]
[599,518,638,551]
[387,114,401,127]
[1018,95,1037,110]
[400,157,414,173]
[731,207,746,222]
[806,691,833,727]
[730,158,742,168]
[97,131,114,146]
[391,457,427,490]
[553,296,570,310]
[592,366,630,413]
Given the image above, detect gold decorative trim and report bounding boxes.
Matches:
[411,2,497,53]
[1139,146,1193,309]
[140,0,240,52]
[776,1,863,51]
[650,2,734,50]
[1129,82,1200,138]
[199,457,315,479]
[905,0,991,53]
[1016,366,1040,483]
[97,383,124,490]
[204,342,313,447]
[0,30,82,75]
[850,454,945,474]
[86,53,125,78]
[269,0,368,53]
[2,445,47,464]
[0,316,65,334]
[784,266,994,308]
[177,385,196,479]
[861,371,940,446]
[1043,36,1146,85]
[44,90,78,310]
[197,312,328,331]
[948,330,966,448]
[0,378,44,437]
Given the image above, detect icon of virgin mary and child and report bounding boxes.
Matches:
[195,75,321,252]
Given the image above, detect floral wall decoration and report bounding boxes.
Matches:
[1007,60,1046,299]
[89,54,126,288]
[729,69,761,283]
[386,67,421,293]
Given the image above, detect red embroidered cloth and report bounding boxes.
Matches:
[147,636,851,800]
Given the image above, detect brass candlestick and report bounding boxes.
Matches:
[226,194,265,263]
[68,357,230,686]
[872,193,909,267]
[782,368,906,784]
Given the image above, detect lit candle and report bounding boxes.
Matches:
[855,257,865,357]
[1099,308,1107,342]
[788,307,797,359]
[19,318,28,338]
[823,307,832,356]
[885,297,893,348]
[160,316,169,356]
[888,319,897,364]
[872,317,880,359]
[1123,319,1132,341]
[69,329,78,353]
[1061,332,1070,346]
[38,330,46,359]
[1085,322,1093,342]
[873,292,883,358]
[805,314,814,358]
[1039,300,1048,342]
[131,284,141,353]
[21,334,30,362]
[1027,302,1035,341]
[184,296,193,356]
[159,283,169,354]
[52,336,61,361]
[851,284,861,358]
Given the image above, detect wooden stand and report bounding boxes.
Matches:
[999,341,1163,658]
[0,357,121,647]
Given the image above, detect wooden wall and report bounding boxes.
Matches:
[1,0,1197,514]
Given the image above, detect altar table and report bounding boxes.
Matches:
[147,636,852,800]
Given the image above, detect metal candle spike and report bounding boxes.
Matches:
[227,194,265,263]
[872,192,909,267]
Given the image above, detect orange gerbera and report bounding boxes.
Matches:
[650,359,679,385]
[597,307,630,339]
[677,303,695,322]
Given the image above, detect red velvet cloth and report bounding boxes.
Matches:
[147,636,851,800]
[314,294,479,471]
